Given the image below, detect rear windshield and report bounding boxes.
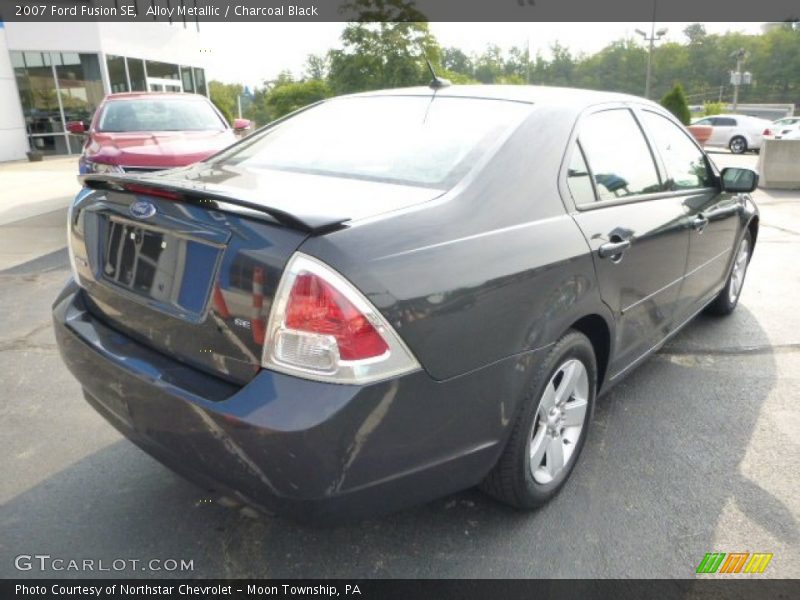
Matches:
[98,97,227,132]
[219,96,531,187]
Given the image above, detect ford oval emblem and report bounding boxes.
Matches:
[129,200,156,219]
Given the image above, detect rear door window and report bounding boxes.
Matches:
[577,109,663,202]
[639,111,712,190]
[566,144,596,204]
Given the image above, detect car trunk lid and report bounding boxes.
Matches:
[72,169,444,386]
[69,186,308,386]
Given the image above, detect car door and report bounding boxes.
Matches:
[711,116,737,145]
[635,108,743,322]
[565,106,691,378]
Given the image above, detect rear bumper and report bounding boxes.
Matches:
[53,281,538,523]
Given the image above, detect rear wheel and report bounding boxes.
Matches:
[706,231,752,316]
[481,331,596,509]
[729,136,748,154]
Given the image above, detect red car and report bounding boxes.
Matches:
[69,92,250,174]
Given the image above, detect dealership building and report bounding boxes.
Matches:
[0,20,210,162]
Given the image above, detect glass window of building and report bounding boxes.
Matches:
[180,66,195,93]
[11,51,103,155]
[128,58,146,91]
[145,60,180,81]
[107,55,129,93]
[54,53,104,127]
[193,68,207,95]
[12,51,64,154]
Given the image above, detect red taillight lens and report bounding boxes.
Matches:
[763,128,772,136]
[124,183,181,200]
[285,272,388,360]
[262,253,419,384]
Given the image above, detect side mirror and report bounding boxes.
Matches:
[233,118,251,132]
[720,167,758,193]
[66,121,86,135]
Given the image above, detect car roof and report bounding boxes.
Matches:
[347,84,662,109]
[103,92,209,102]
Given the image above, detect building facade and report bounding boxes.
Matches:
[0,20,209,162]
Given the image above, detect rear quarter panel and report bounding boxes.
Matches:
[300,106,608,382]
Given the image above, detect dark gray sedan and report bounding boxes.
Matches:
[53,85,759,522]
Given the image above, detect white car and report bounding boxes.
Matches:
[691,114,773,154]
[780,128,800,140]
[763,116,800,140]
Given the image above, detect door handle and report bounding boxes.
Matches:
[692,214,709,232]
[598,239,631,259]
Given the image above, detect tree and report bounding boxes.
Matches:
[442,47,473,76]
[660,83,691,125]
[683,24,707,44]
[265,79,332,120]
[327,0,441,94]
[304,54,330,81]
[473,45,505,83]
[209,81,243,125]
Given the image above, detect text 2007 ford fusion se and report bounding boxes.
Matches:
[53,85,759,522]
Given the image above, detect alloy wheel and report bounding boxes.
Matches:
[729,237,750,304]
[529,359,589,484]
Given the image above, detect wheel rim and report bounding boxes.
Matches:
[729,237,750,303]
[731,138,745,153]
[529,358,589,485]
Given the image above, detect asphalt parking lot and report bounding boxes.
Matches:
[0,152,798,579]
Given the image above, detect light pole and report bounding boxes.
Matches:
[730,48,750,112]
[635,23,668,99]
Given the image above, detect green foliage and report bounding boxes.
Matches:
[304,54,330,81]
[323,0,442,94]
[442,47,473,75]
[660,84,692,125]
[208,81,242,125]
[265,79,332,120]
[703,101,725,116]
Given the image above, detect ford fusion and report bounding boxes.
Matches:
[53,85,759,522]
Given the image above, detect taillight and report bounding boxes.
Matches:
[763,128,772,136]
[262,253,420,384]
[124,183,181,200]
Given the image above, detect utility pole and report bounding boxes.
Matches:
[635,1,667,99]
[730,48,748,112]
[526,36,531,84]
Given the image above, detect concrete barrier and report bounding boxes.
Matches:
[757,139,800,190]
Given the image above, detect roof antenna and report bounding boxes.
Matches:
[426,58,451,90]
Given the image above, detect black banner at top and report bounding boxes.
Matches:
[0,0,799,22]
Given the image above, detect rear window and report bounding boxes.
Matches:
[98,97,226,132]
[219,96,531,187]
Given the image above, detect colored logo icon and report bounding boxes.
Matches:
[696,552,773,574]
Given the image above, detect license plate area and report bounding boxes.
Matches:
[99,215,222,320]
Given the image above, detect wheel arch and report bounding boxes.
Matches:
[568,314,612,393]
[747,214,759,253]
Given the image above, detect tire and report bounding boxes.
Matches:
[705,230,752,316]
[729,136,748,154]
[481,331,597,509]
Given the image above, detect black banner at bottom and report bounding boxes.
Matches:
[4,579,799,600]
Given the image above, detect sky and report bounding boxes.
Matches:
[202,22,768,89]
